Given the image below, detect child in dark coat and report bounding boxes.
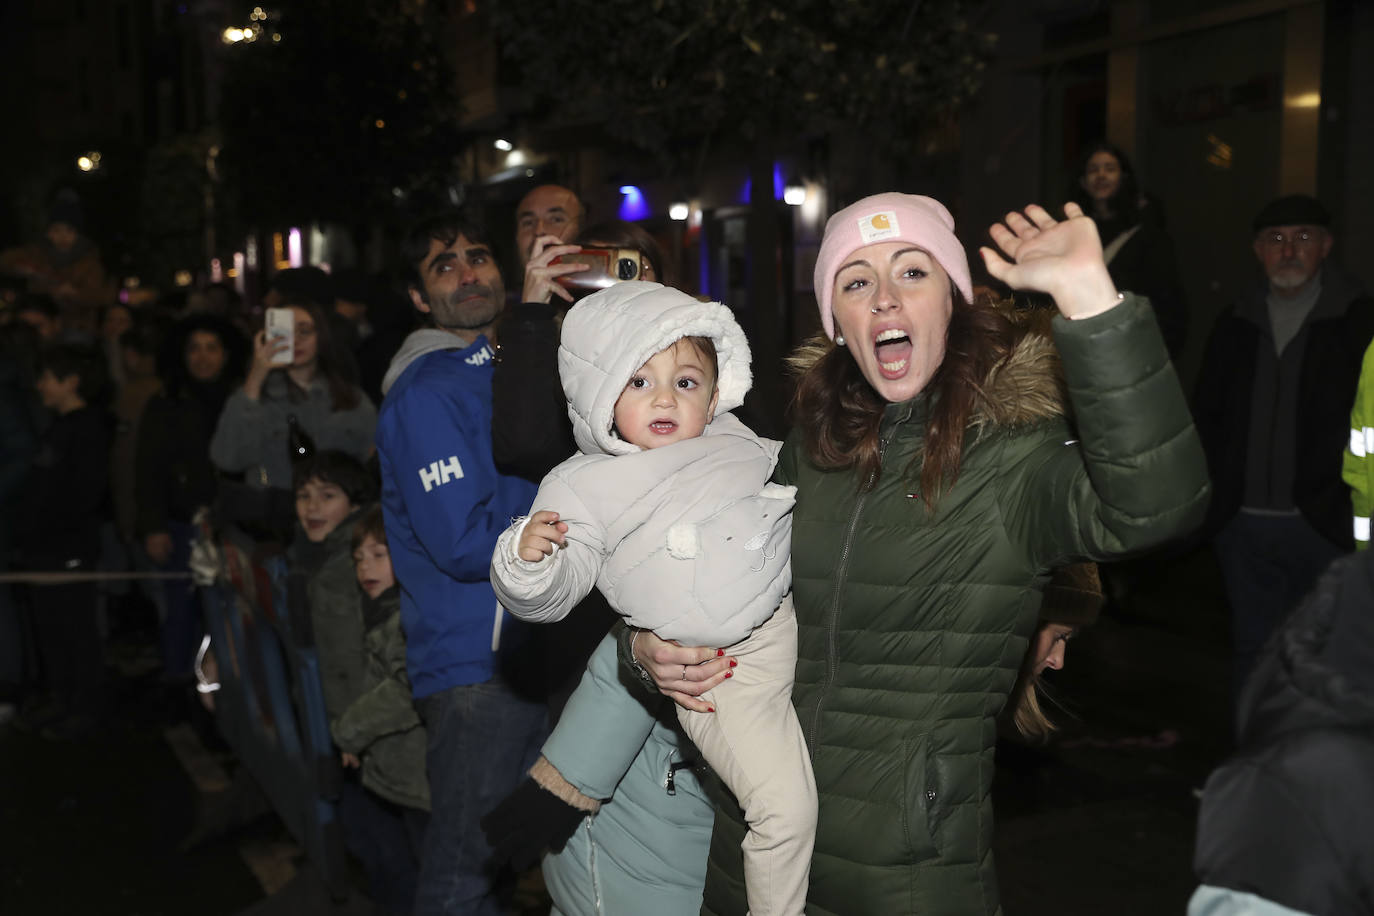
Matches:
[19,344,110,740]
[333,507,428,914]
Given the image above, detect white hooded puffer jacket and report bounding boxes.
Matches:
[491,282,794,647]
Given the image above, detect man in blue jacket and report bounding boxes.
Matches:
[376,210,544,916]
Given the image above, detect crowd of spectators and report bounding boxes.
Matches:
[1,163,1370,916]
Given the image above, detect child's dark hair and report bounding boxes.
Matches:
[37,343,108,404]
[677,335,718,386]
[291,449,377,506]
[351,505,387,552]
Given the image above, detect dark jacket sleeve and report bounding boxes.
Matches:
[1110,221,1188,360]
[0,390,36,509]
[1004,294,1211,568]
[1189,311,1245,538]
[26,410,110,547]
[331,614,422,754]
[308,552,368,723]
[492,303,577,481]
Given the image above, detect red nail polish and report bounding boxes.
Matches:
[724,671,732,678]
[716,649,725,657]
[729,660,737,668]
[707,707,715,713]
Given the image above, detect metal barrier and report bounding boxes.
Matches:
[201,537,351,899]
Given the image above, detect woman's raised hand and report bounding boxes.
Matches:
[630,628,736,714]
[243,329,288,400]
[980,203,1121,320]
[522,234,589,305]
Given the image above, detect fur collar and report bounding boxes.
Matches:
[971,324,1067,430]
[787,318,1067,431]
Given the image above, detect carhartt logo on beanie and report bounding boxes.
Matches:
[859,212,899,243]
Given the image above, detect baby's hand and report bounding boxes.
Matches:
[518,510,569,563]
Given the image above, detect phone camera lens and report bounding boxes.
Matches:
[616,258,639,281]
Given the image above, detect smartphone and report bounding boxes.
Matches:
[551,247,646,297]
[265,307,295,365]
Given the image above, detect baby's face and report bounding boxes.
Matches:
[353,535,395,599]
[295,477,353,543]
[612,339,719,451]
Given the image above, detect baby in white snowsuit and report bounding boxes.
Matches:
[491,281,816,916]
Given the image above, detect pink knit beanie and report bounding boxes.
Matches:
[813,192,973,340]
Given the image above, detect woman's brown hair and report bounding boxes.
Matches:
[1007,655,1057,741]
[273,298,360,412]
[574,220,671,287]
[788,288,1019,509]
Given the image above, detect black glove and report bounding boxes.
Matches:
[481,777,587,871]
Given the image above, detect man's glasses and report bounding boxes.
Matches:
[1260,230,1323,250]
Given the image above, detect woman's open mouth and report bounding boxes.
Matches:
[874,328,912,379]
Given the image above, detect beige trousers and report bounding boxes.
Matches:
[676,595,816,916]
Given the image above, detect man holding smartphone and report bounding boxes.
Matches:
[376,210,546,916]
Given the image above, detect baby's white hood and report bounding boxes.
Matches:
[557,282,753,456]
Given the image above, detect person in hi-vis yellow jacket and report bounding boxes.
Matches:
[1342,340,1374,549]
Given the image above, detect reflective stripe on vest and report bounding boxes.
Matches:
[1352,427,1374,458]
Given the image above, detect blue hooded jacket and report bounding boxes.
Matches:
[376,329,538,698]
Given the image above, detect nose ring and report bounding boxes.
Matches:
[870,306,880,314]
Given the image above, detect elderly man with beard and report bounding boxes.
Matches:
[1195,194,1374,705]
[376,211,545,916]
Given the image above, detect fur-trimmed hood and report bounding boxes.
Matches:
[788,319,1068,430]
[558,282,753,456]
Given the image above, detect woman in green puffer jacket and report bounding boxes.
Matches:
[630,194,1210,915]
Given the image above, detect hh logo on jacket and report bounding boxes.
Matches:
[419,456,464,492]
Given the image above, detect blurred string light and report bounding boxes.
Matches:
[76,151,102,172]
[223,7,277,43]
[493,138,513,151]
[669,201,690,221]
[783,176,807,206]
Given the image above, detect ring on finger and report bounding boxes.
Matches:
[681,664,688,681]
